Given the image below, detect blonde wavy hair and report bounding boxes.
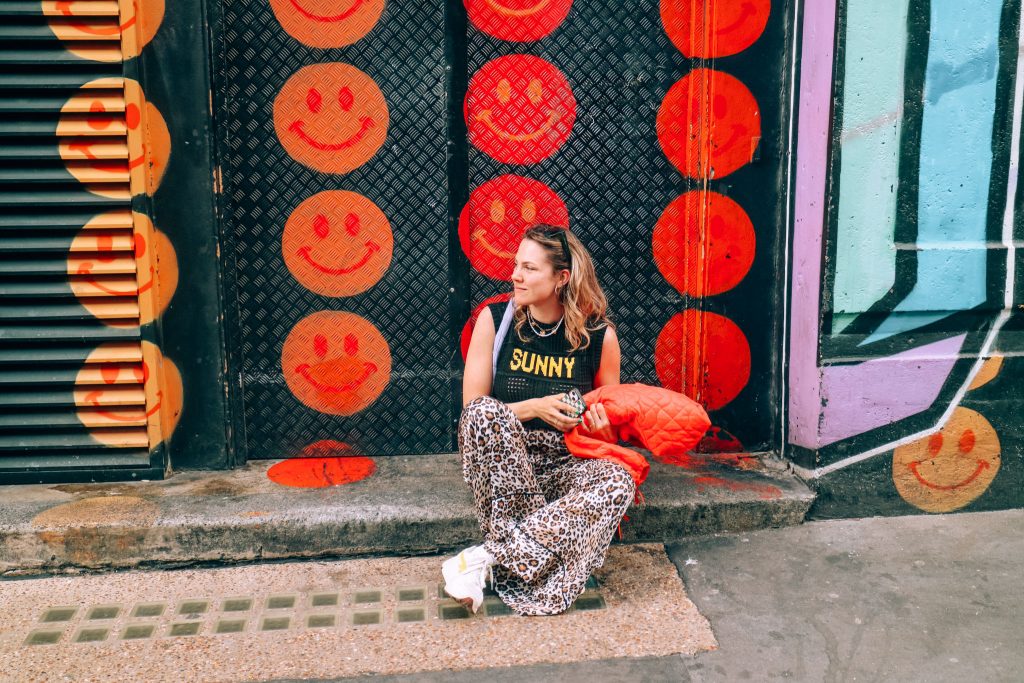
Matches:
[513,225,613,352]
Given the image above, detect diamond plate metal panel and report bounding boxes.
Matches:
[222,2,452,458]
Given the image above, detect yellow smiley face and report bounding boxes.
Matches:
[892,407,1001,513]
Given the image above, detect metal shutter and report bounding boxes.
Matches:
[0,0,163,483]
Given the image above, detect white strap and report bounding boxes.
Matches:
[492,298,516,379]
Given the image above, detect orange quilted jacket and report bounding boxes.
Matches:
[563,383,711,486]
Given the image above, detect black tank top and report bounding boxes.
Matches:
[488,301,608,431]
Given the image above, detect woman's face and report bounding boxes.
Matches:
[512,238,567,307]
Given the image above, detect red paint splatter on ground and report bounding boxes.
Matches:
[693,475,781,500]
[267,441,376,488]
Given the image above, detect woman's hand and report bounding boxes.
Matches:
[580,402,617,442]
[533,393,585,432]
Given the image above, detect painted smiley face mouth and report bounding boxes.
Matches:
[289,118,375,151]
[297,241,380,275]
[76,266,153,296]
[289,0,365,22]
[717,2,757,36]
[295,362,377,393]
[58,0,137,34]
[909,459,991,491]
[83,390,162,420]
[477,109,558,142]
[471,229,517,258]
[710,123,748,157]
[484,0,552,18]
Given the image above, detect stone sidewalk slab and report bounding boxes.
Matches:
[0,544,715,683]
[0,454,814,575]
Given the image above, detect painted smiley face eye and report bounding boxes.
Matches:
[713,94,728,118]
[497,79,511,104]
[521,198,536,223]
[313,214,329,239]
[134,232,147,259]
[338,86,354,112]
[314,333,329,359]
[927,432,943,456]
[344,333,359,356]
[88,100,112,130]
[489,199,505,224]
[125,102,141,130]
[344,212,360,236]
[526,79,543,105]
[307,87,323,113]
[958,429,976,454]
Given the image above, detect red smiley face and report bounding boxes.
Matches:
[282,190,393,297]
[652,190,755,297]
[465,55,577,165]
[465,0,574,42]
[268,0,385,47]
[660,0,771,58]
[459,174,569,280]
[657,68,761,180]
[281,311,391,415]
[273,63,389,174]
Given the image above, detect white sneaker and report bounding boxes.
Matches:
[441,545,495,614]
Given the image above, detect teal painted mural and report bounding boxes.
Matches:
[790,0,1023,516]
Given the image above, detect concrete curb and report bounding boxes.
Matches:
[0,455,814,575]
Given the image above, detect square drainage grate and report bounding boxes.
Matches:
[122,624,156,640]
[215,619,246,634]
[396,607,426,623]
[25,631,63,646]
[483,599,513,617]
[75,628,109,643]
[352,590,381,604]
[311,593,339,608]
[438,604,471,620]
[261,617,291,631]
[168,622,201,637]
[40,607,77,623]
[351,610,382,626]
[87,605,120,620]
[222,598,253,612]
[572,594,606,611]
[178,601,209,616]
[132,603,165,618]
[266,595,296,610]
[307,614,336,628]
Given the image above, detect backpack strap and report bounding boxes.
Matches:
[492,298,516,379]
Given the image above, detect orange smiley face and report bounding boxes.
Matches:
[59,78,171,197]
[657,68,761,180]
[273,63,389,174]
[268,0,385,47]
[281,312,391,415]
[282,191,392,297]
[893,407,1001,513]
[44,0,165,60]
[74,341,182,448]
[68,211,178,326]
[465,0,574,42]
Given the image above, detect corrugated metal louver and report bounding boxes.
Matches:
[0,0,163,483]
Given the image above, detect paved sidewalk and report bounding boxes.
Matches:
[294,509,1024,682]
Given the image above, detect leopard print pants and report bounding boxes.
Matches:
[458,396,635,616]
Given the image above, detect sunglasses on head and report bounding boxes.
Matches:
[540,227,572,271]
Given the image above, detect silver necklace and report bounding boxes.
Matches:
[526,307,564,337]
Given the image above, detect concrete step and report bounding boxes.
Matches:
[0,454,815,575]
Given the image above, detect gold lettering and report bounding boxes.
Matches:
[549,357,563,378]
[521,352,536,373]
[510,348,523,371]
[564,357,576,379]
[535,355,549,377]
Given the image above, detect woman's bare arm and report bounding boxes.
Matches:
[593,325,621,388]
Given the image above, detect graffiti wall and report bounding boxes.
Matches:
[789,0,1024,516]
